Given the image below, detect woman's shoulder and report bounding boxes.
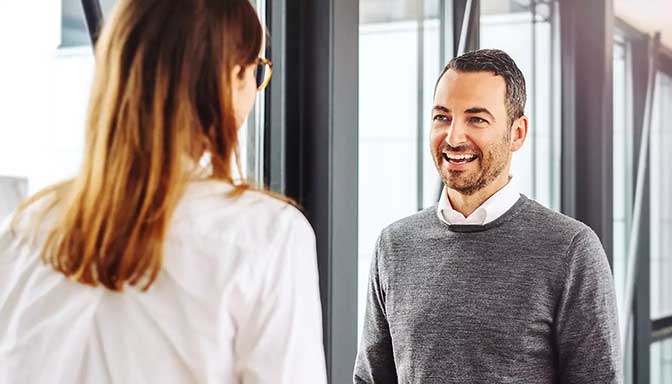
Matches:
[0,188,61,265]
[183,180,302,217]
[176,181,313,249]
[2,188,60,240]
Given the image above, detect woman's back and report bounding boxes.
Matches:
[0,181,326,383]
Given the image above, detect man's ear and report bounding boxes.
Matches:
[510,115,529,152]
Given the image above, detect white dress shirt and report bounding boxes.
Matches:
[0,180,327,384]
[437,178,521,225]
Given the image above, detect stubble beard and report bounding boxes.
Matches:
[437,133,511,196]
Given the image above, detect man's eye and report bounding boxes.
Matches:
[469,117,487,124]
[433,115,450,122]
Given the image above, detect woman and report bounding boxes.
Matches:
[0,1,326,383]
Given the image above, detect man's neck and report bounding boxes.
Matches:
[446,175,511,218]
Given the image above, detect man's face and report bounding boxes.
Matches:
[430,69,525,195]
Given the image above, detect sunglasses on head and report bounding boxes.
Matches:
[254,57,272,91]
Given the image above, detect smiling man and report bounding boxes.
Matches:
[354,49,621,383]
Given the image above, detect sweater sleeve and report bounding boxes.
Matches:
[555,227,622,383]
[353,234,398,384]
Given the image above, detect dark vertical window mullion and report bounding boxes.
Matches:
[80,0,103,47]
[452,0,479,56]
[559,0,614,266]
[282,0,358,382]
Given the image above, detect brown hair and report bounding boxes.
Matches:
[436,49,527,125]
[14,0,265,291]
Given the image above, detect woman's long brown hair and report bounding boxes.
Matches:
[13,0,264,291]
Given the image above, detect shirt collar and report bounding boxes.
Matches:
[436,177,520,226]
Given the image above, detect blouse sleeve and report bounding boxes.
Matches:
[233,208,327,384]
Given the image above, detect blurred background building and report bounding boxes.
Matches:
[0,0,670,382]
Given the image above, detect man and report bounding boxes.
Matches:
[354,49,621,383]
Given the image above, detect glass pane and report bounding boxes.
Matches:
[241,0,267,185]
[358,0,445,339]
[61,0,116,47]
[611,40,634,316]
[479,0,561,209]
[651,338,672,384]
[0,3,101,202]
[361,0,440,24]
[611,41,635,383]
[651,72,672,319]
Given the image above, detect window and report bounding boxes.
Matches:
[61,0,116,47]
[358,0,447,337]
[0,3,100,202]
[480,0,561,209]
[0,0,267,220]
[650,71,672,320]
[612,36,634,318]
[611,32,635,384]
[242,0,268,186]
[651,338,672,384]
[357,0,563,338]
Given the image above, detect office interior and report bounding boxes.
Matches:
[0,0,671,383]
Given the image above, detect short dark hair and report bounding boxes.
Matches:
[436,49,526,124]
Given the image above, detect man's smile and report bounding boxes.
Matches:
[442,152,478,164]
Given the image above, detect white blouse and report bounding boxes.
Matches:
[0,181,327,384]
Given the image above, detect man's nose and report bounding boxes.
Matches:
[445,120,468,148]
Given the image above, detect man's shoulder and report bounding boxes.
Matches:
[520,197,595,242]
[379,206,439,242]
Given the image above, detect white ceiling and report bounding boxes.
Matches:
[614,0,672,49]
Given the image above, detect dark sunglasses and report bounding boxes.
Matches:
[254,57,273,91]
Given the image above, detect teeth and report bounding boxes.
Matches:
[445,154,476,160]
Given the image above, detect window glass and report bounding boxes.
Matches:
[0,1,266,221]
[650,72,672,319]
[612,35,635,384]
[0,2,100,207]
[242,0,267,186]
[358,0,446,338]
[651,338,672,384]
[61,0,116,47]
[612,38,634,316]
[480,0,561,209]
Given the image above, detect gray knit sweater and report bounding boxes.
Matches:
[354,195,621,384]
